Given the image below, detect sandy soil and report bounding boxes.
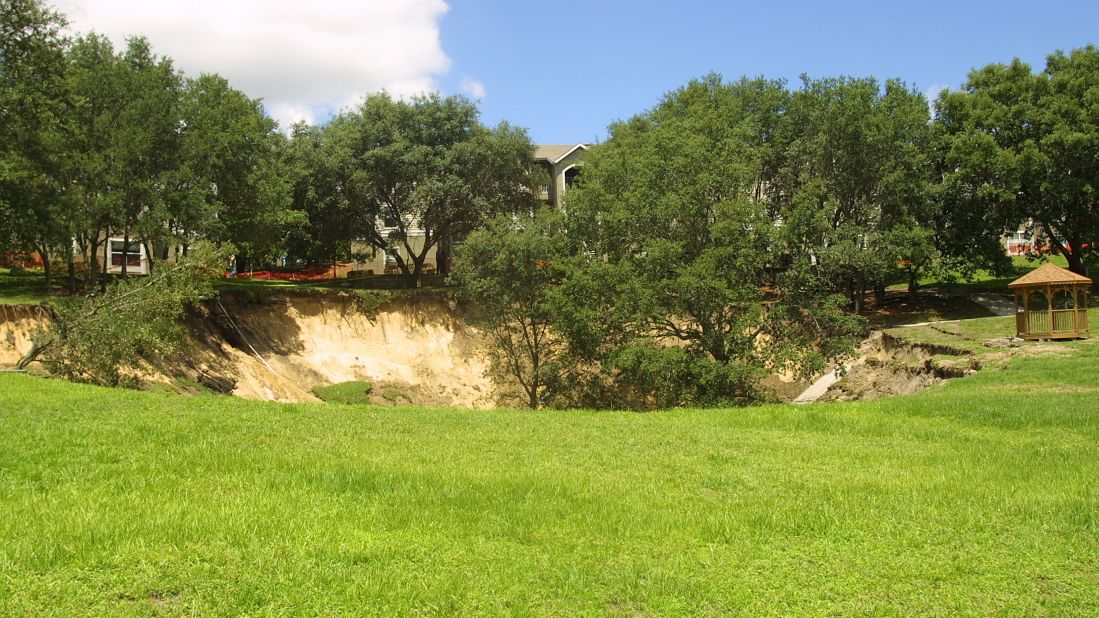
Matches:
[166,292,499,408]
[0,305,50,368]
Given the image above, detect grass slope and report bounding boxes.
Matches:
[1,334,1098,614]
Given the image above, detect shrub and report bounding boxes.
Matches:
[312,380,374,405]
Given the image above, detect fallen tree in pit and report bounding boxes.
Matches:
[17,244,231,387]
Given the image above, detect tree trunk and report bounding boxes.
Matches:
[99,233,109,290]
[403,257,424,289]
[67,252,77,293]
[87,235,98,290]
[873,280,886,306]
[853,272,865,315]
[38,248,51,294]
[436,232,452,276]
[121,230,130,277]
[1064,248,1087,277]
[143,240,155,274]
[907,269,918,308]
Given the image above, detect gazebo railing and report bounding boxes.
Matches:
[1052,309,1077,332]
[1027,310,1049,333]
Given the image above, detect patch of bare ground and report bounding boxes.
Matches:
[760,374,812,402]
[821,326,1076,402]
[150,291,501,408]
[0,304,50,368]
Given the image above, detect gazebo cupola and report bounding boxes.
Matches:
[1009,263,1091,340]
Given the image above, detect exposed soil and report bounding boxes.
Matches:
[0,304,50,368]
[817,332,975,402]
[13,291,1039,409]
[154,291,500,408]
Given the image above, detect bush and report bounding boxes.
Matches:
[312,380,374,405]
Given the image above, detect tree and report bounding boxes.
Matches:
[773,76,933,313]
[111,37,182,276]
[17,243,231,386]
[62,34,182,283]
[562,76,863,408]
[935,45,1099,277]
[164,73,294,268]
[324,92,540,287]
[453,209,575,409]
[284,122,358,268]
[0,0,71,291]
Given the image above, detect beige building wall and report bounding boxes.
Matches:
[350,233,438,275]
[535,144,587,210]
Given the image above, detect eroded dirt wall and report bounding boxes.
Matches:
[0,305,50,368]
[169,292,498,408]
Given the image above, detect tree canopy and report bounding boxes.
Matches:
[456,76,864,409]
[2,4,293,292]
[292,92,541,287]
[936,44,1099,276]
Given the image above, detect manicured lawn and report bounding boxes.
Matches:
[886,308,1099,362]
[929,254,1073,296]
[1,325,1098,614]
[0,267,55,305]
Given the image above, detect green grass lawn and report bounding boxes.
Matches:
[313,380,375,404]
[928,254,1073,296]
[2,325,1098,614]
[0,267,57,305]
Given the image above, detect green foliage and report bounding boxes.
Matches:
[312,380,374,405]
[62,34,292,282]
[0,0,70,288]
[4,8,292,293]
[775,76,935,312]
[452,209,574,408]
[289,92,542,286]
[935,44,1099,277]
[169,73,295,260]
[562,76,864,408]
[21,243,231,386]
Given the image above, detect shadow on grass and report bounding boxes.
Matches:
[0,268,62,305]
[865,293,995,329]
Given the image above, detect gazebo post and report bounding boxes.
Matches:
[1047,284,1053,339]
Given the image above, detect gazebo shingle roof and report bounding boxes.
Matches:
[1008,263,1093,288]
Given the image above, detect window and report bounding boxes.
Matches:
[110,240,143,268]
[564,166,582,189]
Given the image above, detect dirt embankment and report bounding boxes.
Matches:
[0,305,50,368]
[820,331,980,402]
[158,291,498,408]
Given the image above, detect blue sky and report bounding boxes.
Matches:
[56,0,1097,141]
[436,0,1099,144]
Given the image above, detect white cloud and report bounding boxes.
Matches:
[923,83,950,118]
[460,77,485,99]
[52,0,451,129]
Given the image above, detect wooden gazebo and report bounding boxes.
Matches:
[1009,263,1091,340]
